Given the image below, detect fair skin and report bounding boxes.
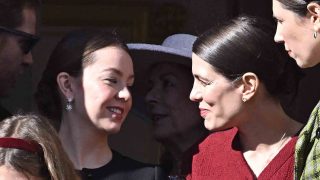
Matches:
[190,53,302,177]
[0,165,42,180]
[189,54,245,131]
[145,63,207,158]
[273,0,320,68]
[58,46,134,170]
[0,7,36,96]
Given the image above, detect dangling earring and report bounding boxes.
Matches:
[242,97,247,102]
[314,31,318,39]
[65,98,73,111]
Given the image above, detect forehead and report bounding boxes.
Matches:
[273,0,310,25]
[192,53,216,73]
[272,0,284,15]
[272,0,300,19]
[16,7,37,35]
[84,46,133,75]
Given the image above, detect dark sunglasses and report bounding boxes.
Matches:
[0,26,39,54]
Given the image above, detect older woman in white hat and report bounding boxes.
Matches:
[127,34,209,179]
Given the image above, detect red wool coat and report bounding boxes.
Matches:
[187,128,297,180]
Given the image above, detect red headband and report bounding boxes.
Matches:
[0,137,42,153]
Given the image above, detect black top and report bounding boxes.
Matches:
[80,150,166,180]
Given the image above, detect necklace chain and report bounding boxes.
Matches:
[264,132,288,165]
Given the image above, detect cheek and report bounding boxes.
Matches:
[126,98,133,111]
[281,24,296,42]
[205,87,241,116]
[283,26,307,47]
[202,88,220,105]
[161,89,180,107]
[221,95,242,116]
[84,85,115,107]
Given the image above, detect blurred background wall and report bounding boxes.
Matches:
[2,0,320,164]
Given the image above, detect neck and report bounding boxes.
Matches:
[59,113,112,170]
[237,98,302,177]
[238,99,302,151]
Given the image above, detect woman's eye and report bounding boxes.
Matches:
[199,80,210,86]
[198,80,205,86]
[163,79,174,88]
[274,18,283,24]
[199,79,215,87]
[104,78,117,84]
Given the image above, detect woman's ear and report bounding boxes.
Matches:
[56,72,74,99]
[240,72,259,102]
[307,2,320,31]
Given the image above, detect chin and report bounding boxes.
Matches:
[302,61,320,69]
[105,127,121,134]
[204,119,215,131]
[101,123,122,134]
[295,57,318,69]
[297,61,310,68]
[153,130,171,142]
[204,119,229,132]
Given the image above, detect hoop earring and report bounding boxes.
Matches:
[65,98,73,111]
[242,97,247,102]
[314,31,318,39]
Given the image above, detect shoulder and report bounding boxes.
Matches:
[193,128,239,168]
[189,128,251,178]
[111,150,153,169]
[109,150,167,180]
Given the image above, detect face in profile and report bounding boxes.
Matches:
[72,46,134,134]
[273,0,320,68]
[0,165,42,180]
[189,53,243,131]
[145,63,201,140]
[0,7,37,96]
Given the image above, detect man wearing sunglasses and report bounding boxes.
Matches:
[0,0,41,119]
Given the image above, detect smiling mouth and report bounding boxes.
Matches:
[107,107,124,115]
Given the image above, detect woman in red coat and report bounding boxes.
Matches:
[187,16,303,179]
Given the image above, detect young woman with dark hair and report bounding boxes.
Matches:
[272,0,320,178]
[187,16,303,179]
[35,30,164,180]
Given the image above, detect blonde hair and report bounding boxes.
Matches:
[0,114,79,180]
